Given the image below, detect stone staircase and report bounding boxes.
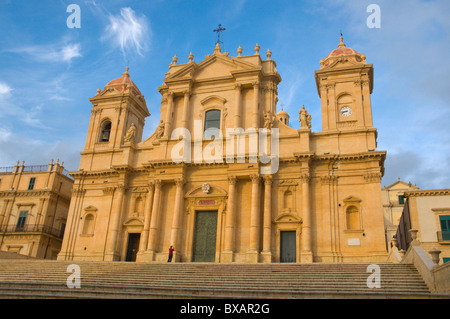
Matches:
[0,258,448,299]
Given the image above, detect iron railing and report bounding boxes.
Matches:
[0,164,73,180]
[0,224,65,239]
[22,165,49,172]
[0,166,15,173]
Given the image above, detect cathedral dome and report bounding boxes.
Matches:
[277,109,290,126]
[104,67,142,96]
[320,36,366,68]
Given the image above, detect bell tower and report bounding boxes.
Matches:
[80,67,150,170]
[315,36,374,134]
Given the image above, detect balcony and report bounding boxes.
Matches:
[0,224,65,239]
[437,231,450,243]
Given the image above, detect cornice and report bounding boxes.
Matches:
[0,189,71,204]
[404,189,450,198]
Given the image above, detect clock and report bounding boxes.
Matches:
[340,106,352,117]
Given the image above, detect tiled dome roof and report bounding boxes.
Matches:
[105,67,142,96]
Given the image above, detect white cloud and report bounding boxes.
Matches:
[0,130,81,171]
[8,42,82,64]
[0,82,12,96]
[103,7,150,57]
[61,43,82,62]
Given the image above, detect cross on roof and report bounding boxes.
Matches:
[213,24,226,45]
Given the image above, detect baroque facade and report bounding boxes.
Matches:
[58,36,388,263]
[0,160,73,259]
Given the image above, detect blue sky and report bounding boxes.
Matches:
[0,0,449,190]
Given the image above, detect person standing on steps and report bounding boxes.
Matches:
[168,246,174,262]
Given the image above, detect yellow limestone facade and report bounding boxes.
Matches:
[0,160,73,259]
[382,178,419,251]
[58,37,388,263]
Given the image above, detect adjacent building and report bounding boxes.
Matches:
[395,189,450,264]
[382,178,419,251]
[58,37,388,263]
[0,160,73,259]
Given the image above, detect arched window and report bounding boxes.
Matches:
[204,110,221,131]
[100,121,112,142]
[204,109,221,139]
[346,206,360,230]
[82,214,95,235]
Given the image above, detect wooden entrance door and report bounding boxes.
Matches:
[280,231,296,263]
[192,211,218,262]
[125,233,140,262]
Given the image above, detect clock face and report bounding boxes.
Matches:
[340,106,352,117]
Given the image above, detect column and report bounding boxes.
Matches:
[169,177,185,261]
[147,180,162,259]
[234,84,242,128]
[34,198,45,228]
[222,175,237,263]
[247,174,260,263]
[0,199,10,228]
[252,82,260,128]
[261,176,272,263]
[326,83,337,131]
[106,183,125,260]
[301,173,313,263]
[139,182,155,254]
[163,92,174,138]
[181,91,190,131]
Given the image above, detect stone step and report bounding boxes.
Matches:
[0,277,429,289]
[0,260,442,299]
[0,273,427,283]
[0,282,442,299]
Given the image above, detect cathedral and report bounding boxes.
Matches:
[58,36,388,263]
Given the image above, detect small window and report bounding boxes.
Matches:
[16,211,28,231]
[443,258,450,264]
[398,195,405,205]
[204,110,220,131]
[100,121,112,142]
[439,215,450,240]
[204,110,221,139]
[28,177,36,190]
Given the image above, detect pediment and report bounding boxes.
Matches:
[200,95,227,106]
[84,205,98,212]
[123,217,144,226]
[343,195,362,203]
[166,54,261,83]
[186,183,227,198]
[165,62,198,80]
[385,179,416,190]
[322,57,362,70]
[274,212,302,224]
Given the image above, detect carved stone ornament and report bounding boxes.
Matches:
[299,105,312,129]
[201,183,210,194]
[124,123,137,143]
[155,120,165,139]
[263,111,276,129]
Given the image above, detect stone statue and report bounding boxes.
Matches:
[124,123,137,143]
[263,111,275,129]
[155,120,165,139]
[299,105,311,129]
